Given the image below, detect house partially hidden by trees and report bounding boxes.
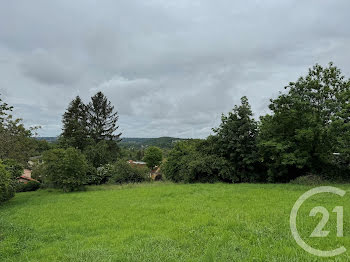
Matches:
[128,160,147,167]
[127,160,162,180]
[18,169,38,184]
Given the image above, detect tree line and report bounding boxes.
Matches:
[1,95,49,202]
[1,62,350,202]
[0,91,157,199]
[163,63,350,183]
[32,92,160,192]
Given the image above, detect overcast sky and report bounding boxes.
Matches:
[1,0,350,138]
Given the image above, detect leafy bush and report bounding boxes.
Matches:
[185,154,230,183]
[83,140,119,168]
[85,164,99,185]
[162,141,232,183]
[42,148,88,192]
[2,159,23,179]
[86,164,118,185]
[0,161,15,203]
[16,180,41,192]
[109,160,149,184]
[95,164,115,184]
[2,159,24,200]
[162,141,196,182]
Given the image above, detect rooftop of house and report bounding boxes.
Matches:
[128,160,146,165]
[18,176,37,182]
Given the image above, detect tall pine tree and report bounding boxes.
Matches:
[87,92,122,142]
[60,96,89,150]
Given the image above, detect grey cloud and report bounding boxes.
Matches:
[92,76,162,116]
[20,49,81,85]
[1,0,350,138]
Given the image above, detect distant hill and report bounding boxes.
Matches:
[120,137,187,149]
[35,136,186,149]
[35,137,58,143]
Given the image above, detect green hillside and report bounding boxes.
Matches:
[35,137,187,149]
[119,137,187,149]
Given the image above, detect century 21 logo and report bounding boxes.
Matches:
[290,186,346,257]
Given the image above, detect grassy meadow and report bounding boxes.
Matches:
[1,182,350,261]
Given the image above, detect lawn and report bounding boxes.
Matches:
[1,182,350,261]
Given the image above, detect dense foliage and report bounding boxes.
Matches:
[119,147,145,161]
[259,63,350,182]
[143,146,163,169]
[87,92,122,142]
[164,63,350,183]
[91,161,149,185]
[163,140,231,183]
[163,97,263,183]
[59,92,121,169]
[0,161,15,203]
[213,96,261,182]
[2,63,350,192]
[2,159,24,180]
[0,159,24,203]
[41,148,88,192]
[60,96,90,150]
[16,180,41,192]
[94,164,115,185]
[0,95,28,202]
[83,140,119,168]
[61,92,122,148]
[110,160,149,184]
[0,95,39,165]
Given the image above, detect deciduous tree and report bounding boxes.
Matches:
[213,96,259,182]
[259,63,350,181]
[143,146,163,169]
[0,94,37,165]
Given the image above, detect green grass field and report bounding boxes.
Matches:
[1,183,350,261]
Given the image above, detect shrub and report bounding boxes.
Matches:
[2,159,23,179]
[1,159,23,201]
[85,164,99,185]
[186,154,232,183]
[95,164,115,184]
[42,148,88,192]
[163,143,231,183]
[162,140,231,183]
[162,141,196,182]
[0,162,15,203]
[109,160,149,184]
[84,141,119,168]
[86,164,118,185]
[16,180,41,192]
